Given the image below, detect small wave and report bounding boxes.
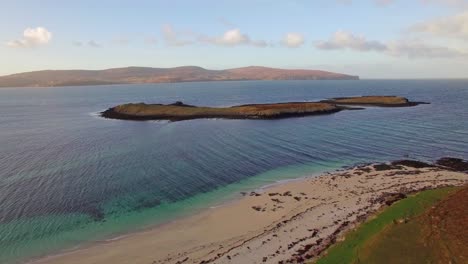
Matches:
[102,234,131,242]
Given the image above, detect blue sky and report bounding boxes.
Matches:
[1,0,467,78]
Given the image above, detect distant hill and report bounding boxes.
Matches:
[0,66,359,88]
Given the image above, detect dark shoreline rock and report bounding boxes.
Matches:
[372,158,468,173]
[391,160,434,168]
[436,157,468,172]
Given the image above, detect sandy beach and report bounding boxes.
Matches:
[33,160,468,264]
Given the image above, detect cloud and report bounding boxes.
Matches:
[386,40,468,58]
[7,27,52,48]
[158,24,293,49]
[410,11,468,40]
[162,24,194,46]
[315,31,386,51]
[213,28,250,45]
[315,30,468,58]
[282,33,305,48]
[88,40,101,48]
[73,40,101,48]
[199,28,268,47]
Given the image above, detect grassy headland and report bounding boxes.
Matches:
[316,186,467,264]
[101,96,426,121]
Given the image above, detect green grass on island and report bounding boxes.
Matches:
[315,186,465,264]
[102,101,340,121]
[322,96,413,106]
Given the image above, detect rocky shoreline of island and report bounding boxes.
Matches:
[101,96,428,121]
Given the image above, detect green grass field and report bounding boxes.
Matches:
[315,187,459,264]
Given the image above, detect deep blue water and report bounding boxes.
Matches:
[0,80,467,263]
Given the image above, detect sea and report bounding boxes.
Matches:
[0,80,467,263]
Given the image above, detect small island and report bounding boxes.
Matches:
[101,96,427,121]
[321,95,426,107]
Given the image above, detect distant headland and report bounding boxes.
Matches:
[101,96,427,121]
[0,66,358,88]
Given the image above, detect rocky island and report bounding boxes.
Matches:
[101,96,427,121]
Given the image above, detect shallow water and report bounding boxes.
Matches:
[0,80,467,263]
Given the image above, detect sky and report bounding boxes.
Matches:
[1,0,468,78]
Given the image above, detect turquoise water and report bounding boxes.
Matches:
[0,80,467,263]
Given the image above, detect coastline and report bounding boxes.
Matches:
[30,158,468,264]
[25,164,335,264]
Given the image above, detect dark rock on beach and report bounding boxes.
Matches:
[436,157,468,172]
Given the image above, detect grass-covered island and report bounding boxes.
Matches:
[101,96,427,121]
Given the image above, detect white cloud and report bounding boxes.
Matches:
[410,11,468,40]
[158,24,275,49]
[315,31,386,51]
[315,30,468,58]
[282,33,304,48]
[214,29,250,45]
[7,27,52,48]
[162,24,194,46]
[199,28,268,47]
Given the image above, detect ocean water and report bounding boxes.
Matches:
[0,80,467,263]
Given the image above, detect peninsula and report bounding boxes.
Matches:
[0,66,359,88]
[101,96,426,121]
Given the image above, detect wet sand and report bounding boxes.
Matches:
[33,161,468,264]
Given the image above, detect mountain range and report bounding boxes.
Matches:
[0,66,359,88]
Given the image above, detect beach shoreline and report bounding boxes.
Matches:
[25,169,329,264]
[30,158,468,264]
